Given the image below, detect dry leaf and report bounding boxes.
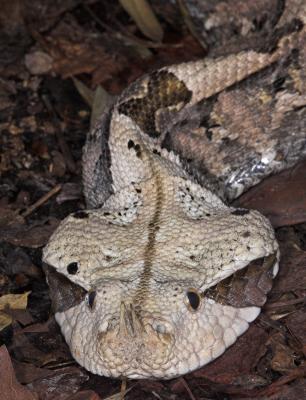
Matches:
[72,77,95,107]
[0,345,38,400]
[119,0,163,42]
[0,291,30,310]
[0,311,13,331]
[90,86,113,129]
[0,291,30,331]
[72,78,113,130]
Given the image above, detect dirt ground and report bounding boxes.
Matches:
[0,1,306,399]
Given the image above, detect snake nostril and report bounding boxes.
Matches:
[155,324,166,334]
[151,321,173,335]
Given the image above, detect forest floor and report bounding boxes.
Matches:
[0,1,306,399]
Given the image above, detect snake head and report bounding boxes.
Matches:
[43,176,279,379]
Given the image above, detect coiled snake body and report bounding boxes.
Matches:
[43,5,306,379]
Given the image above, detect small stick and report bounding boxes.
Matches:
[20,184,62,218]
[180,377,197,400]
[265,296,306,309]
[120,378,127,400]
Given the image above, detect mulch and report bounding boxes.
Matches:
[0,1,305,399]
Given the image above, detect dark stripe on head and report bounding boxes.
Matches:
[204,253,277,307]
[43,264,87,313]
[83,104,115,208]
[134,170,164,308]
[231,209,250,216]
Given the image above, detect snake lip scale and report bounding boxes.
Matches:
[43,7,305,379]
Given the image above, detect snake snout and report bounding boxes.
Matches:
[96,302,175,376]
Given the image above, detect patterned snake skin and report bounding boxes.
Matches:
[43,2,306,379]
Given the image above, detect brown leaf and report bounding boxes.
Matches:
[272,231,306,293]
[12,360,55,385]
[267,378,306,399]
[236,160,306,227]
[1,220,59,248]
[45,18,127,86]
[27,367,88,400]
[0,345,38,400]
[67,390,102,400]
[5,248,41,278]
[286,310,306,356]
[268,332,296,372]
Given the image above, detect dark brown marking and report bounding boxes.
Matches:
[128,139,135,149]
[205,130,213,141]
[232,209,250,216]
[86,103,114,208]
[87,291,97,309]
[67,262,78,275]
[118,71,192,138]
[134,144,142,159]
[134,170,164,307]
[73,211,89,219]
[204,253,277,307]
[272,76,286,92]
[153,149,161,156]
[43,264,87,313]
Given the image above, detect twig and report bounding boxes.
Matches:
[177,0,208,52]
[120,378,127,400]
[265,296,306,309]
[20,184,62,218]
[179,377,197,400]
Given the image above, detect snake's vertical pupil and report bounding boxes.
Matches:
[88,291,97,309]
[186,290,201,310]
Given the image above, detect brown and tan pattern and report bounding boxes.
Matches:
[205,253,277,308]
[43,1,305,380]
[119,71,192,138]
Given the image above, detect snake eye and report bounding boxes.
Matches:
[185,289,201,311]
[86,291,96,310]
[67,262,78,275]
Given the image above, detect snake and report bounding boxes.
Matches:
[43,3,306,380]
